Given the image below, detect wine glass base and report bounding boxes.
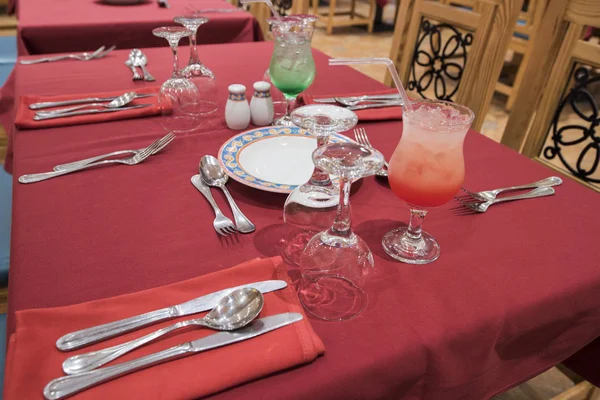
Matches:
[298,275,368,321]
[382,227,440,264]
[273,115,295,126]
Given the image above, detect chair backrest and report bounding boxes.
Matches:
[501,0,600,190]
[386,0,524,130]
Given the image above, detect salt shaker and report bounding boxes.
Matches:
[250,81,274,126]
[225,84,251,130]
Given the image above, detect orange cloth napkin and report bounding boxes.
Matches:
[298,89,403,121]
[15,87,168,130]
[3,257,325,400]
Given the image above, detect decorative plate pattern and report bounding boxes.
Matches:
[218,126,352,194]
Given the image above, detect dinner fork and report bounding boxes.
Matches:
[191,175,238,236]
[453,186,556,213]
[457,176,563,202]
[19,46,114,65]
[18,134,174,184]
[54,133,175,171]
[353,127,389,177]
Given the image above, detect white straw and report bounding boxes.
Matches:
[328,57,413,112]
[240,0,298,44]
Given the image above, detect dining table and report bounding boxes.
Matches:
[4,41,600,399]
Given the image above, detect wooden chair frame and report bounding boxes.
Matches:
[249,0,310,40]
[386,0,525,131]
[310,0,376,35]
[501,0,600,190]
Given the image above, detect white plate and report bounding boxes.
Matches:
[218,126,352,194]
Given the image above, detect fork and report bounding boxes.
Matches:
[18,134,174,184]
[191,175,238,236]
[457,176,563,202]
[353,127,389,177]
[125,59,143,81]
[19,46,112,65]
[453,186,556,213]
[54,133,175,171]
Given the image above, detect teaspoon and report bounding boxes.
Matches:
[35,92,137,118]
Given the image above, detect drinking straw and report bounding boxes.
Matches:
[328,57,413,112]
[240,0,299,44]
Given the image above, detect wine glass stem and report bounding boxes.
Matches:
[309,136,332,186]
[188,30,200,64]
[283,95,296,117]
[169,42,180,79]
[405,208,428,241]
[330,177,351,237]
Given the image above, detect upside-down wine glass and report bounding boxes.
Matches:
[152,26,201,134]
[298,142,384,321]
[282,104,358,266]
[268,14,317,126]
[174,15,219,116]
[382,99,474,264]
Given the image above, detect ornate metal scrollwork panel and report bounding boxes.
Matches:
[543,66,600,184]
[407,18,473,101]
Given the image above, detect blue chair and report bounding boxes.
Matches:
[0,35,16,87]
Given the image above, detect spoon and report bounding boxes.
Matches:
[62,287,264,375]
[132,49,156,82]
[334,97,403,107]
[35,92,137,118]
[200,155,256,233]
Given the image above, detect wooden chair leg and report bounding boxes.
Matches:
[549,382,597,400]
[367,0,375,33]
[589,386,600,400]
[350,0,356,19]
[327,0,337,35]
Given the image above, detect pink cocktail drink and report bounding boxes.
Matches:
[383,100,474,264]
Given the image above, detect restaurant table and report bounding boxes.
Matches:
[6,42,600,399]
[16,0,262,56]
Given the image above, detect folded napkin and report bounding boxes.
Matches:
[298,89,403,121]
[15,87,168,130]
[3,257,325,400]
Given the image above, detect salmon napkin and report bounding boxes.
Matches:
[15,87,169,130]
[3,257,325,400]
[298,89,403,121]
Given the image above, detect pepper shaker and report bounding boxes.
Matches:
[250,81,274,126]
[225,84,250,130]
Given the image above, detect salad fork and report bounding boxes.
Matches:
[19,46,115,65]
[454,186,556,213]
[457,176,563,202]
[54,133,175,171]
[353,127,389,177]
[18,134,174,184]
[191,175,238,236]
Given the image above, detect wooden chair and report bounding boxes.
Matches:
[495,0,547,110]
[249,0,311,40]
[385,0,525,131]
[501,0,600,191]
[310,0,376,34]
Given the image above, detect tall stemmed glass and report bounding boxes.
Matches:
[382,99,474,264]
[268,15,317,126]
[174,15,218,116]
[282,104,358,266]
[299,142,384,321]
[152,26,201,133]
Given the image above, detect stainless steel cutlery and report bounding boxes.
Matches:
[55,279,287,351]
[458,176,563,202]
[125,59,143,81]
[44,313,303,400]
[18,133,174,184]
[32,104,152,121]
[314,93,403,104]
[348,101,403,111]
[126,49,155,81]
[191,174,239,236]
[454,186,556,213]
[29,93,155,110]
[20,45,116,65]
[353,128,389,177]
[36,92,137,117]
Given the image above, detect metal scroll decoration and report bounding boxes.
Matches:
[272,0,293,16]
[407,19,473,101]
[543,66,600,184]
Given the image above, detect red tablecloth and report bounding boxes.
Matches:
[6,42,600,399]
[16,0,262,56]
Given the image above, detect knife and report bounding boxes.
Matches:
[33,104,153,121]
[44,313,303,400]
[349,101,403,111]
[314,94,402,103]
[30,94,156,110]
[56,280,288,351]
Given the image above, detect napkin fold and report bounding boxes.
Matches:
[298,89,403,121]
[15,87,168,130]
[3,257,325,400]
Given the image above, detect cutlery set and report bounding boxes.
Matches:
[191,155,256,236]
[126,49,156,82]
[20,45,116,65]
[314,94,404,110]
[43,280,299,399]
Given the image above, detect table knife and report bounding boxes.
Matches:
[44,313,303,400]
[29,94,156,110]
[349,101,403,111]
[33,104,152,121]
[314,94,402,103]
[56,279,288,351]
